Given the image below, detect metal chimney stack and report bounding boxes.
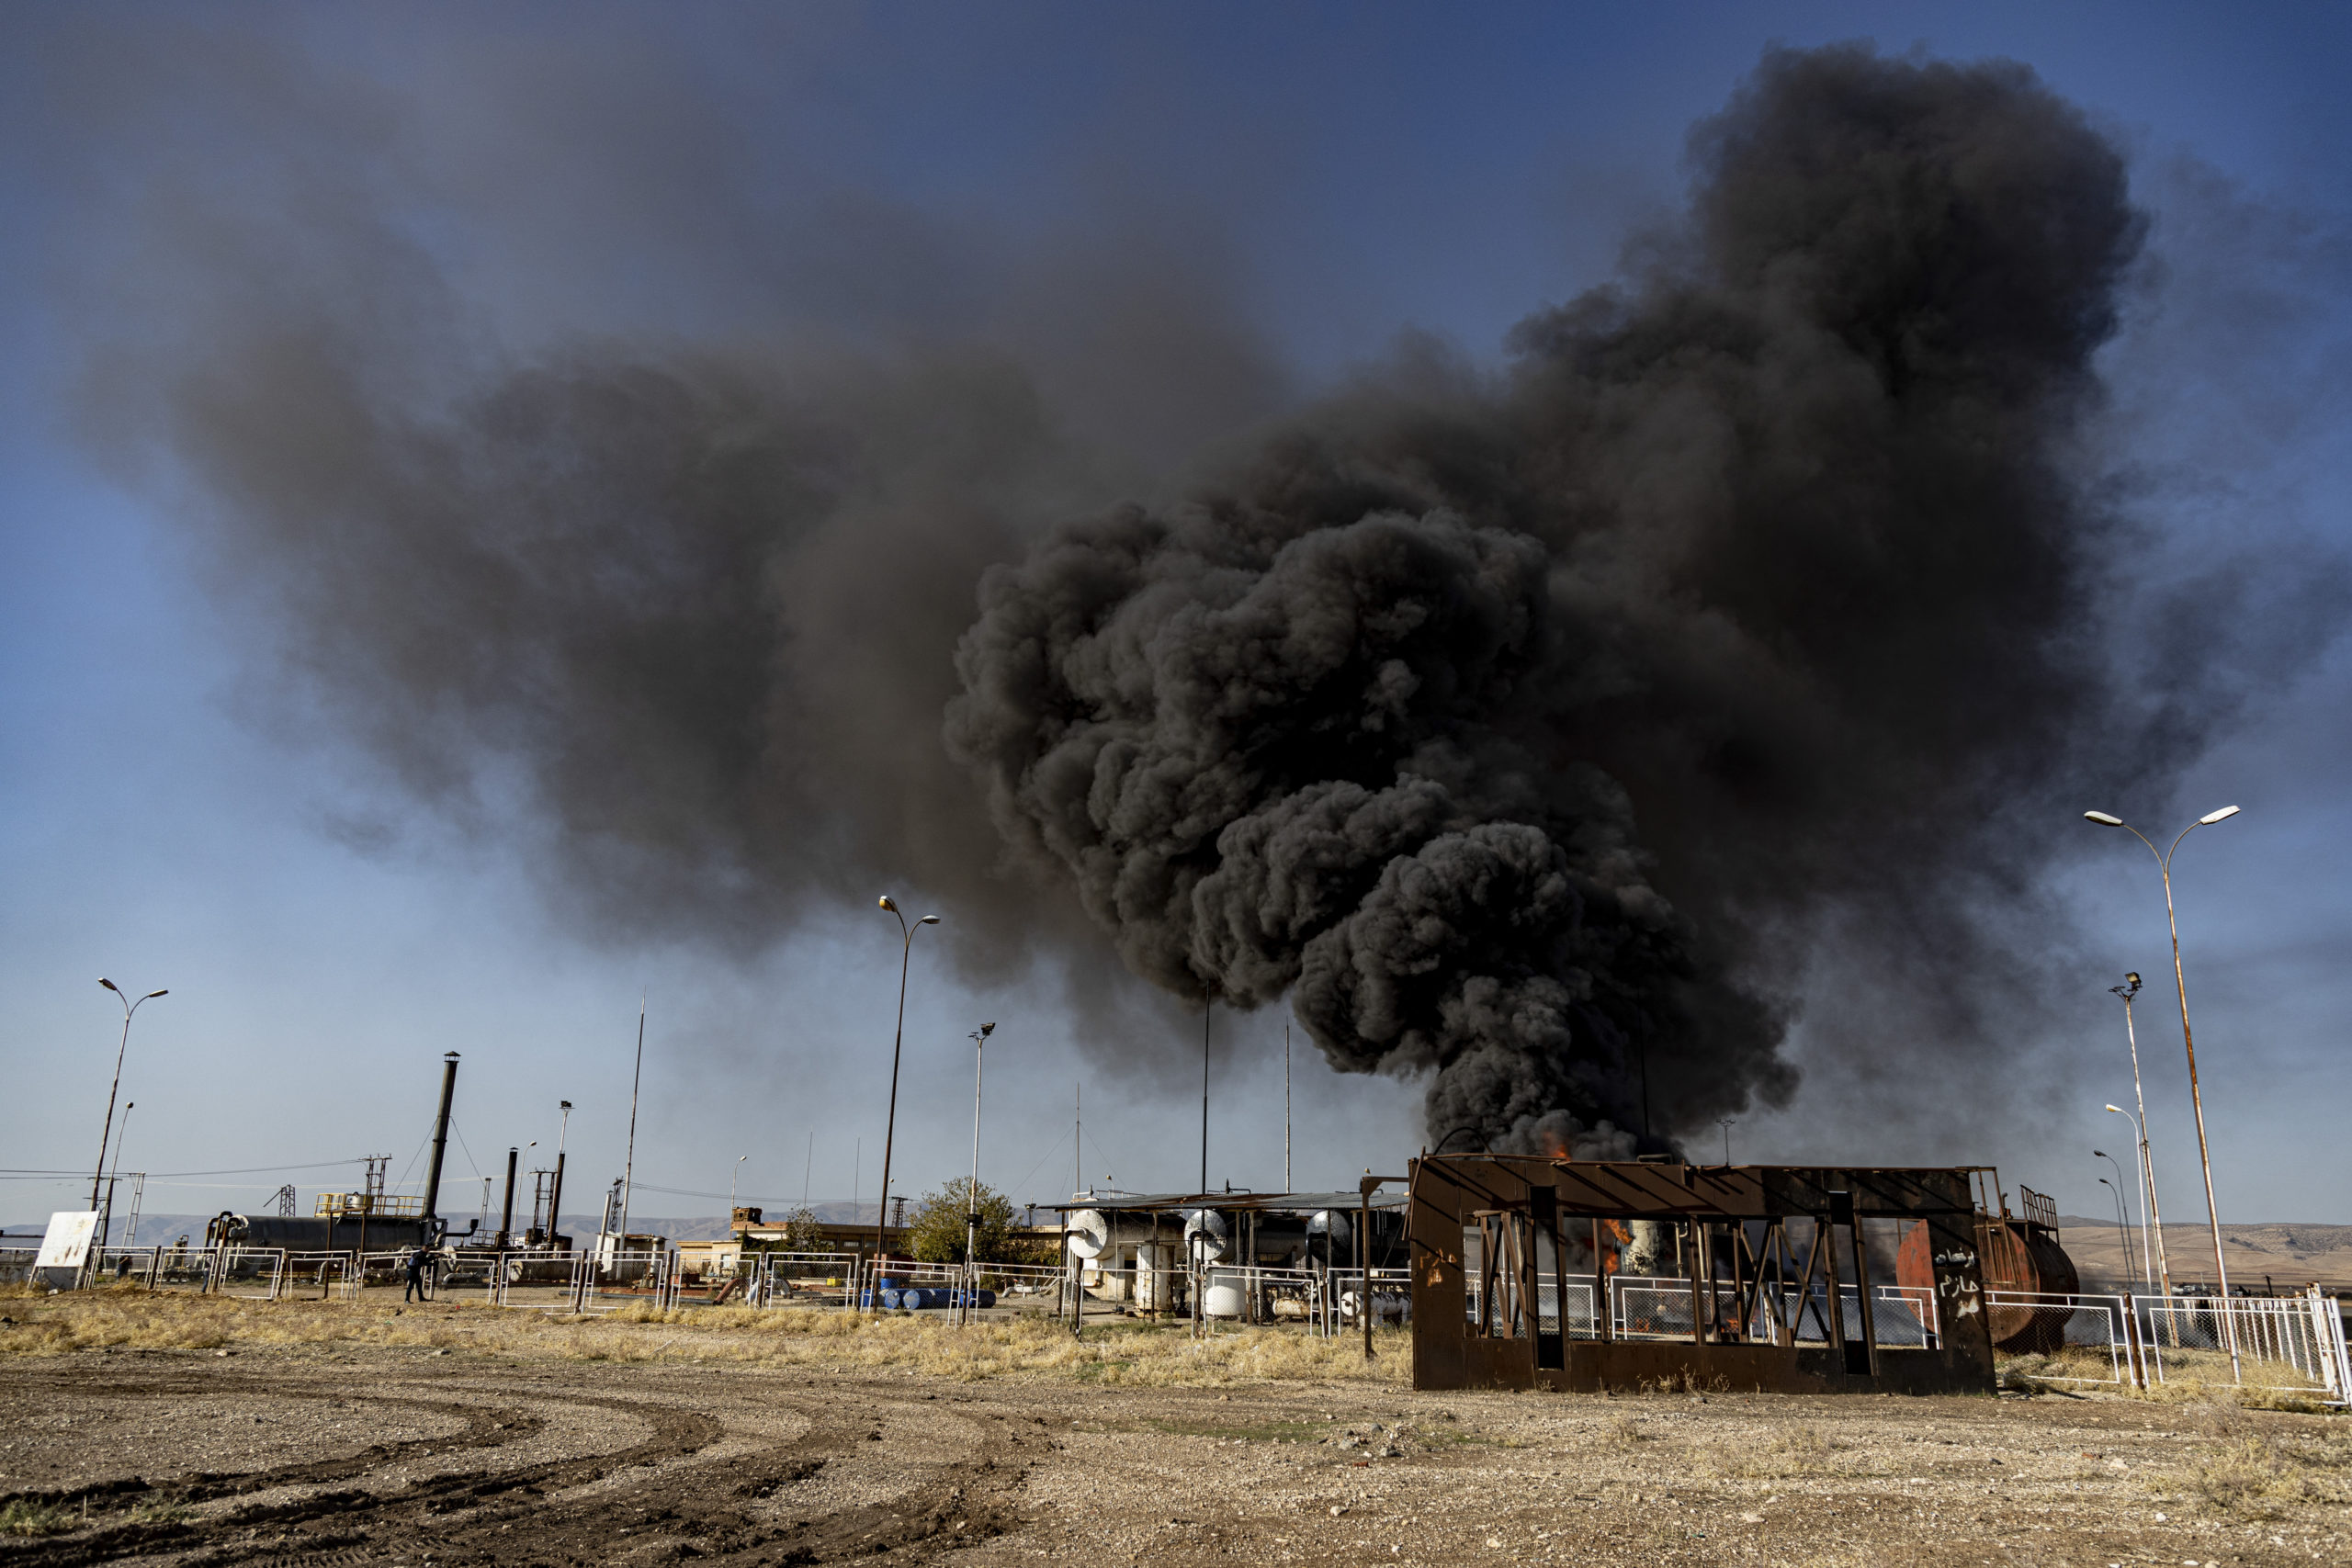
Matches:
[498,1146,518,1249]
[421,1052,460,1229]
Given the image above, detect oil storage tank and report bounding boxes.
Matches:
[1896,1184,2079,1354]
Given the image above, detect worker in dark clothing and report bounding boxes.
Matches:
[403,1246,430,1303]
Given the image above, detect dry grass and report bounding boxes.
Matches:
[0,1289,1408,1386]
[2178,1425,2352,1517]
[1996,1346,2339,1413]
[1601,1414,1647,1450]
[0,1499,75,1538]
[1706,1421,1840,1479]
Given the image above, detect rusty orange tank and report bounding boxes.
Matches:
[1897,1213,2078,1353]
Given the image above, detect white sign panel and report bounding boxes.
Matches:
[35,1211,99,1270]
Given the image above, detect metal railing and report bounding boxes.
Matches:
[209,1247,288,1300]
[1985,1289,2348,1401]
[1464,1272,1942,1348]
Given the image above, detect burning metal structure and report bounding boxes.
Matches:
[1406,1154,2041,1394]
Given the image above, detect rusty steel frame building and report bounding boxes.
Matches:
[1408,1155,1997,1394]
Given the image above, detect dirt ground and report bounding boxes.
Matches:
[2,1300,2347,1567]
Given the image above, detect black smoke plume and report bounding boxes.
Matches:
[75,41,2290,1155]
[945,45,2150,1154]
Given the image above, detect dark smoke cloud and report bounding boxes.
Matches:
[68,37,2324,1154]
[944,46,2196,1153]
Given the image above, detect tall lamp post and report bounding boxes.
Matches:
[962,1021,996,1325]
[873,896,939,1312]
[92,980,166,1213]
[2103,1101,2165,1295]
[2084,805,2242,1380]
[2093,1152,2138,1281]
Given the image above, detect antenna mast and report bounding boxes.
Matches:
[619,994,645,1241]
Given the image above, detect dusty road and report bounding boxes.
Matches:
[1,1339,2346,1566]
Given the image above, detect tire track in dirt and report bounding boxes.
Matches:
[0,1364,1031,1567]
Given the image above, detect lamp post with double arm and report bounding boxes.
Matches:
[2083,806,2242,1379]
[91,980,165,1213]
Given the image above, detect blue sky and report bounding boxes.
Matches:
[3,3,2347,1238]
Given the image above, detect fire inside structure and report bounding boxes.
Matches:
[1407,1154,2073,1394]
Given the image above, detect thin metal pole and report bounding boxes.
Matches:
[2116,988,2172,1296]
[1637,1040,1651,1143]
[620,996,645,1244]
[1283,1021,1292,1194]
[2159,841,2239,1379]
[1200,1000,1211,1194]
[872,900,937,1312]
[2097,1171,2134,1280]
[965,1026,989,1325]
[100,1103,133,1258]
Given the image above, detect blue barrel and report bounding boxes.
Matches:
[878,1288,903,1310]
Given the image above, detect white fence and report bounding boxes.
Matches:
[1991,1289,2349,1402]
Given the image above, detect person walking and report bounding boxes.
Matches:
[403,1246,428,1303]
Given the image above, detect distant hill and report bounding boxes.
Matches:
[2056,1217,2352,1292]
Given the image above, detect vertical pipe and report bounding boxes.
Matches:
[548,1151,567,1249]
[1359,1180,1373,1361]
[500,1147,519,1248]
[422,1053,461,1226]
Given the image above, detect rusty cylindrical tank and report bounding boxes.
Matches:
[1897,1219,2079,1353]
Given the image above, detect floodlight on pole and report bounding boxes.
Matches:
[2081,806,2243,1379]
[962,1021,997,1325]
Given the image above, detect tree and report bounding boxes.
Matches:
[779,1206,829,1252]
[906,1177,1019,1264]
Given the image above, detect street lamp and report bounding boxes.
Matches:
[1716,1117,1735,1167]
[2083,805,2242,1378]
[2103,1101,2165,1295]
[92,980,166,1214]
[872,896,940,1312]
[963,1021,997,1325]
[731,1154,749,1214]
[2093,1152,2137,1281]
[2105,973,2172,1299]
